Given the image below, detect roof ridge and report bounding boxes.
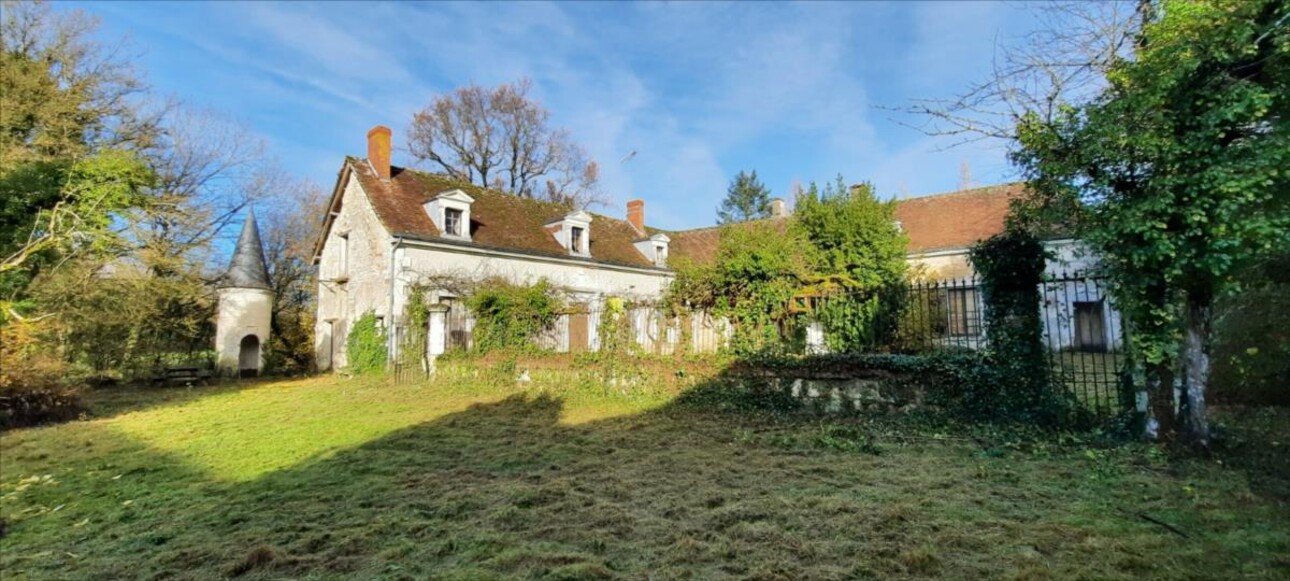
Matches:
[899,182,1024,203]
[665,215,790,236]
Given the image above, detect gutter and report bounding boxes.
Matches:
[396,234,674,277]
[387,236,403,366]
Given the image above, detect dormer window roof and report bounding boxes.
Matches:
[547,210,593,257]
[424,189,475,241]
[634,232,670,267]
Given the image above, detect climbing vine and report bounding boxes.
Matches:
[346,310,388,375]
[465,278,561,353]
[969,229,1072,423]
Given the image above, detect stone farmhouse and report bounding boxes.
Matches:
[309,126,1116,370]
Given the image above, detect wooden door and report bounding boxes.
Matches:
[569,313,590,353]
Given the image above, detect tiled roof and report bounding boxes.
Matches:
[221,209,271,289]
[324,156,1022,271]
[894,183,1023,253]
[666,218,792,266]
[665,184,1022,265]
[345,158,663,270]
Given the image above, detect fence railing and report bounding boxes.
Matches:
[389,272,1130,419]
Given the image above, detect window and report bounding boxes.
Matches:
[571,226,585,254]
[944,288,981,337]
[444,208,463,236]
[654,243,667,266]
[1073,300,1107,352]
[338,233,349,278]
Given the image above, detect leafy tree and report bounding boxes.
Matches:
[668,221,817,354]
[407,78,603,208]
[794,176,908,351]
[1,150,154,321]
[1012,0,1289,446]
[260,180,327,375]
[716,170,772,224]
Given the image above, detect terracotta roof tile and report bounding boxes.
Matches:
[347,158,662,270]
[665,184,1022,265]
[894,183,1023,253]
[335,155,1021,271]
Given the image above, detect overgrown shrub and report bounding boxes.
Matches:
[1211,253,1290,406]
[795,178,908,352]
[345,310,388,375]
[0,321,85,429]
[465,278,560,353]
[969,230,1075,424]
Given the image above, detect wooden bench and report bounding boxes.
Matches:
[154,366,212,386]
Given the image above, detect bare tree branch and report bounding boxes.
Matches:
[407,78,605,209]
[885,1,1147,147]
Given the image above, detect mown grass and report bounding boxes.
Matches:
[1,365,1288,579]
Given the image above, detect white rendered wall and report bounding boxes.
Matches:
[216,288,273,374]
[394,243,672,314]
[314,171,394,370]
[312,164,673,370]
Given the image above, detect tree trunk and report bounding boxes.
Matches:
[1180,297,1212,448]
[1147,360,1176,441]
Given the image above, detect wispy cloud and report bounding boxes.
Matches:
[78,0,1043,230]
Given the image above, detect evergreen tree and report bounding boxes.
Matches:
[716,170,772,224]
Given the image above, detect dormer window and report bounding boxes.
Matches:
[424,189,474,242]
[571,226,586,254]
[546,210,593,257]
[445,208,463,236]
[634,232,670,267]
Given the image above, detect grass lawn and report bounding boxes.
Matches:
[2,367,1288,579]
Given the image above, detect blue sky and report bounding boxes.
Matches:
[71,1,1042,231]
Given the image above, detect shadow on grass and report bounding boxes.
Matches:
[5,382,1290,580]
[82,376,299,420]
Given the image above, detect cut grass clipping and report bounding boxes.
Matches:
[1,369,1288,579]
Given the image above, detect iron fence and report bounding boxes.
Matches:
[387,273,1131,419]
[806,272,1129,418]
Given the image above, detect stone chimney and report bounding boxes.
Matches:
[627,199,645,234]
[367,125,392,179]
[769,198,787,218]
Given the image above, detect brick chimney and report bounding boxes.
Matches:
[367,125,392,179]
[627,199,645,234]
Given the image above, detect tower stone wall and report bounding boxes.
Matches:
[216,210,274,377]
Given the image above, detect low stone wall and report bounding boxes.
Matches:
[728,353,980,415]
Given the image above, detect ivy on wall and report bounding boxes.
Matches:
[465,278,561,353]
[969,229,1073,423]
[346,310,388,375]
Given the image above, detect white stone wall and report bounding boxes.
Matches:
[216,287,273,375]
[904,239,1123,351]
[314,171,395,370]
[313,166,675,370]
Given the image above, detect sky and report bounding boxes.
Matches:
[69,0,1045,231]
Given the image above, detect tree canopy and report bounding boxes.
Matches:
[1012,0,1289,445]
[716,170,772,224]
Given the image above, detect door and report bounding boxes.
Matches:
[1073,300,1107,352]
[238,334,260,377]
[569,313,590,353]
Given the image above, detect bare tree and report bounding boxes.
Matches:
[132,108,278,272]
[407,78,605,208]
[259,178,327,373]
[892,1,1148,146]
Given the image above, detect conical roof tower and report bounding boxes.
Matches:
[222,209,272,290]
